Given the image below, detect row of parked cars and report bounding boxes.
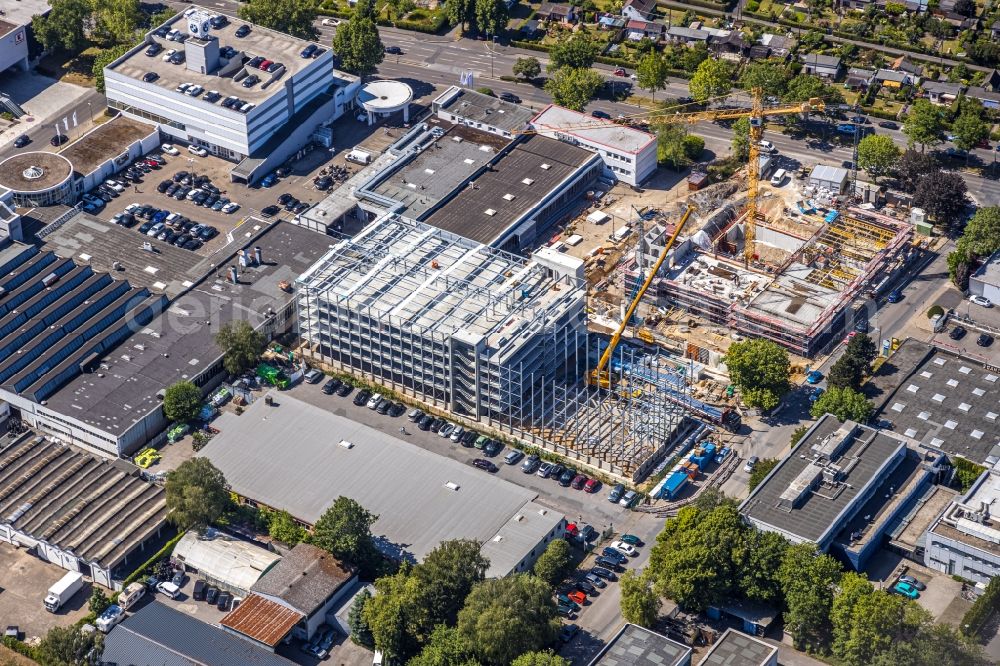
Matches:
[80,153,169,213]
[556,535,644,620]
[126,204,218,250]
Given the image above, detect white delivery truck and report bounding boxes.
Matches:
[44,571,85,612]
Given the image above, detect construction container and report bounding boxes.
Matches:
[662,471,689,500]
[702,442,717,460]
[689,454,708,471]
[681,461,700,479]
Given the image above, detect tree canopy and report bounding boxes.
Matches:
[36,625,104,666]
[951,105,990,153]
[473,0,508,36]
[828,333,878,391]
[511,652,569,666]
[33,0,91,52]
[856,134,900,182]
[689,58,733,103]
[548,34,598,70]
[214,320,266,376]
[163,380,202,423]
[91,0,142,47]
[238,0,319,40]
[332,17,385,77]
[620,570,661,627]
[956,207,1000,258]
[512,57,541,81]
[532,538,572,586]
[912,171,968,223]
[902,99,945,151]
[747,458,779,492]
[92,43,133,94]
[894,150,938,193]
[739,60,790,98]
[165,458,229,531]
[778,543,842,651]
[456,575,560,665]
[311,496,381,575]
[810,386,873,423]
[544,67,603,111]
[724,339,791,411]
[731,116,751,161]
[636,53,669,100]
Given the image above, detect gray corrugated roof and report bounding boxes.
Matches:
[698,628,778,666]
[102,601,295,666]
[809,164,849,184]
[589,624,692,666]
[251,543,355,614]
[199,393,540,563]
[801,53,841,68]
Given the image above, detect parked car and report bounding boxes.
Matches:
[878,120,898,129]
[389,402,406,417]
[970,295,992,307]
[366,393,383,409]
[978,333,994,347]
[559,623,579,643]
[472,458,498,473]
[50,134,68,146]
[537,462,554,478]
[161,144,180,155]
[571,474,588,490]
[619,490,639,507]
[558,468,576,487]
[601,548,627,564]
[891,581,919,598]
[376,399,392,415]
[744,456,759,473]
[585,573,607,588]
[188,145,208,157]
[504,449,524,465]
[498,91,521,103]
[583,478,600,493]
[484,439,502,456]
[192,580,207,600]
[335,383,353,397]
[217,591,232,611]
[897,575,926,590]
[408,408,424,421]
[594,557,622,571]
[13,134,30,148]
[608,483,624,503]
[440,423,456,438]
[610,541,638,557]
[590,566,617,581]
[205,586,219,604]
[353,389,372,406]
[949,325,967,340]
[235,24,251,37]
[417,414,433,430]
[805,370,823,384]
[156,581,180,599]
[521,455,541,474]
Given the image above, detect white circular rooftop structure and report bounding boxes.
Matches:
[0,152,74,207]
[356,80,413,125]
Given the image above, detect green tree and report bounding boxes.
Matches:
[657,124,693,170]
[731,116,751,160]
[92,0,142,47]
[147,8,177,29]
[951,106,990,153]
[894,150,938,193]
[783,74,843,104]
[872,622,990,666]
[648,502,746,611]
[828,354,865,391]
[355,0,378,19]
[474,0,508,36]
[548,34,598,70]
[778,543,842,652]
[620,570,660,627]
[831,576,924,666]
[365,568,426,661]
[682,134,705,161]
[856,134,900,182]
[162,380,202,423]
[511,652,569,666]
[238,0,319,40]
[407,625,478,666]
[532,538,572,586]
[89,587,112,615]
[681,41,709,73]
[903,99,945,151]
[724,339,790,412]
[845,333,878,367]
[956,207,1000,258]
[165,458,229,530]
[512,57,541,81]
[738,529,787,604]
[636,53,669,101]
[416,540,490,629]
[912,171,968,223]
[267,509,307,546]
[35,625,103,666]
[32,0,92,52]
[445,0,476,31]
[332,17,385,77]
[457,575,560,666]
[689,58,733,103]
[949,247,973,290]
[810,386,873,423]
[739,60,790,98]
[747,458,779,492]
[214,320,266,376]
[311,496,381,576]
[544,67,603,111]
[349,587,375,648]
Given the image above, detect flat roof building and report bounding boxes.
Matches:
[198,392,565,569]
[868,339,1000,464]
[103,601,296,665]
[924,467,1000,584]
[697,629,777,666]
[969,248,1000,305]
[530,104,657,186]
[222,543,356,645]
[0,433,168,589]
[104,6,360,184]
[0,0,47,75]
[589,624,692,666]
[172,530,282,596]
[741,414,946,569]
[432,86,536,138]
[296,214,588,424]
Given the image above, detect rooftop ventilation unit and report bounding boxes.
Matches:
[484,209,496,216]
[444,482,460,491]
[540,163,551,170]
[502,193,515,201]
[338,440,354,449]
[522,178,534,185]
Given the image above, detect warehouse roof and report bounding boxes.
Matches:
[698,628,777,666]
[103,601,295,666]
[531,104,656,154]
[250,543,355,614]
[424,133,598,244]
[199,393,543,563]
[172,530,282,593]
[868,339,1000,464]
[740,415,908,545]
[0,434,166,573]
[589,624,692,666]
[434,86,535,133]
[219,594,303,648]
[480,500,565,577]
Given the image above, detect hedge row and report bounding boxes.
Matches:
[317,5,448,33]
[962,576,1000,640]
[121,530,186,587]
[659,0,731,12]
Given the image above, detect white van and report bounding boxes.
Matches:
[770,169,787,186]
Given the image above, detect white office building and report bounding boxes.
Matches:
[530,104,657,186]
[103,6,360,183]
[924,467,1000,585]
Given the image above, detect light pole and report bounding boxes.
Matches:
[87,101,93,124]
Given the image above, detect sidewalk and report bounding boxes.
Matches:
[0,72,94,147]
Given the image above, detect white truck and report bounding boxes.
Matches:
[44,571,84,612]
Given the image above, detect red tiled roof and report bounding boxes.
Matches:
[220,594,303,647]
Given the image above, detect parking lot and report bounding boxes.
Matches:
[0,543,92,641]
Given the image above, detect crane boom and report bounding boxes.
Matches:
[590,204,696,387]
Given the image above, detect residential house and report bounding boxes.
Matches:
[873,68,915,91]
[536,2,576,23]
[748,44,772,60]
[597,14,627,30]
[709,31,748,61]
[625,19,665,41]
[665,26,712,45]
[933,1,978,27]
[891,56,923,77]
[921,80,965,105]
[981,69,1000,92]
[845,68,876,90]
[758,33,795,58]
[621,0,657,21]
[966,87,1000,110]
[800,53,842,79]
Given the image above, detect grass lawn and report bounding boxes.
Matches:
[36,46,99,86]
[941,39,961,56]
[870,97,903,116]
[841,89,860,106]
